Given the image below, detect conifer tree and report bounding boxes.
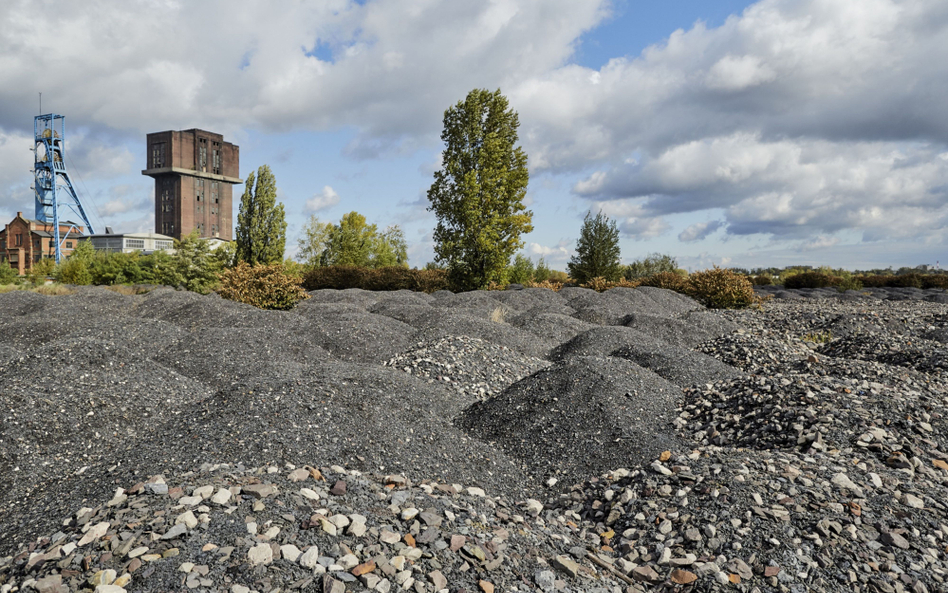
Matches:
[568,211,622,283]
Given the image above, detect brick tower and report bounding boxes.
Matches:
[142,129,241,241]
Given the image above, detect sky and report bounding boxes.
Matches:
[2,0,948,272]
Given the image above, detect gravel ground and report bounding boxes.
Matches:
[2,285,948,593]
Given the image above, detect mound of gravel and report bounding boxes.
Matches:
[620,312,736,348]
[412,312,554,358]
[507,311,598,345]
[300,312,418,363]
[384,335,550,401]
[549,326,661,361]
[610,342,743,387]
[818,333,948,375]
[455,356,681,485]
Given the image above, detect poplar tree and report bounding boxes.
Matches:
[427,88,532,290]
[236,165,287,265]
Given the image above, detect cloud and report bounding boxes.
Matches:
[679,220,724,242]
[305,185,341,212]
[528,240,572,264]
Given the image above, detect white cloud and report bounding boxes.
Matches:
[679,220,724,242]
[305,185,341,212]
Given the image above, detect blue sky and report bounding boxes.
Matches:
[2,0,948,271]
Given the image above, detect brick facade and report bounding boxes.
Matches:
[0,212,85,275]
[142,129,240,241]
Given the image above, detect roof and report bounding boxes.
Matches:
[31,230,86,239]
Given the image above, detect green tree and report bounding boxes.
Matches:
[624,253,679,280]
[236,165,287,265]
[298,211,408,268]
[507,253,535,284]
[55,240,96,285]
[568,211,622,283]
[427,88,532,291]
[163,231,220,294]
[533,256,551,282]
[0,261,17,285]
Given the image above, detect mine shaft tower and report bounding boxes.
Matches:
[33,114,96,262]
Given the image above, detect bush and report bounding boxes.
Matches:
[624,253,678,280]
[0,263,18,285]
[637,271,688,291]
[885,273,923,288]
[27,258,56,284]
[301,265,449,293]
[921,275,948,289]
[751,274,773,286]
[685,267,756,309]
[218,263,310,310]
[854,274,888,288]
[782,272,842,289]
[507,254,535,284]
[56,256,92,285]
[836,276,864,292]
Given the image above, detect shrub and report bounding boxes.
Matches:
[885,273,923,288]
[921,275,948,289]
[836,276,864,292]
[637,271,688,291]
[218,262,310,310]
[56,256,92,285]
[855,274,888,288]
[27,258,56,284]
[301,265,449,293]
[0,262,17,285]
[782,272,842,289]
[507,253,535,284]
[751,274,773,286]
[624,253,678,280]
[523,279,564,292]
[685,267,756,309]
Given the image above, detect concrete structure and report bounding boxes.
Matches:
[142,129,241,241]
[0,212,85,275]
[86,231,175,254]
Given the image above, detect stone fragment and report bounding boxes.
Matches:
[78,522,110,546]
[243,484,277,499]
[831,473,865,497]
[89,570,117,586]
[478,580,494,593]
[903,493,925,509]
[248,543,273,565]
[882,531,911,550]
[289,468,310,482]
[552,555,580,578]
[299,546,320,569]
[322,575,346,593]
[300,488,320,500]
[161,523,188,540]
[428,570,447,590]
[670,569,697,585]
[353,560,376,576]
[380,530,400,544]
[281,545,302,562]
[34,574,68,593]
[210,488,232,505]
[175,510,198,529]
[632,566,661,582]
[330,480,347,496]
[94,587,127,593]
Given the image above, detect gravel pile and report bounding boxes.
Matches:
[384,336,550,401]
[455,356,682,486]
[3,287,948,593]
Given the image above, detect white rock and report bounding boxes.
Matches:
[524,499,543,516]
[175,511,198,529]
[280,545,302,563]
[211,488,232,505]
[300,488,320,500]
[94,586,127,593]
[338,554,359,569]
[831,473,865,498]
[232,586,251,593]
[192,485,214,499]
[247,543,272,566]
[179,562,195,573]
[904,493,925,509]
[78,522,110,546]
[127,546,148,559]
[465,487,486,497]
[178,496,202,506]
[299,546,320,569]
[401,508,419,521]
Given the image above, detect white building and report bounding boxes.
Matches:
[86,230,175,254]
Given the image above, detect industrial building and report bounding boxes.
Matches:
[142,129,241,241]
[0,212,85,275]
[85,230,175,254]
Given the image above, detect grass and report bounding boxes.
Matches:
[802,330,833,344]
[0,282,76,295]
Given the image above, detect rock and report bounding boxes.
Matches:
[210,488,232,505]
[322,575,346,593]
[299,546,320,569]
[243,484,277,499]
[161,523,188,540]
[882,531,911,550]
[34,574,68,593]
[78,522,110,546]
[248,543,273,565]
[175,510,198,529]
[552,555,580,578]
[300,488,320,500]
[831,472,865,497]
[632,566,661,582]
[94,586,127,593]
[352,560,376,576]
[330,480,347,496]
[478,580,494,593]
[281,545,302,562]
[428,570,447,590]
[903,493,925,509]
[670,569,697,585]
[89,569,117,586]
[288,468,310,482]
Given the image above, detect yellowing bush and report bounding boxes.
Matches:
[637,271,688,291]
[218,263,310,310]
[685,267,756,309]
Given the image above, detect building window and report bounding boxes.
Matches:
[195,178,204,201]
[212,143,221,174]
[162,222,175,235]
[15,233,22,247]
[151,143,166,168]
[125,239,145,250]
[65,241,73,248]
[155,240,172,250]
[199,138,208,172]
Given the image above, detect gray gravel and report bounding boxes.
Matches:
[3,285,948,593]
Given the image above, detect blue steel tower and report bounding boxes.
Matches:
[34,114,96,263]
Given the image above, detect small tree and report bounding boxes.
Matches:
[236,165,287,265]
[624,253,679,280]
[428,88,532,291]
[164,231,220,293]
[0,261,18,285]
[507,253,535,284]
[55,240,96,285]
[299,211,408,268]
[568,211,622,283]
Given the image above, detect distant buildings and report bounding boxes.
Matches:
[86,230,175,254]
[142,129,241,241]
[0,212,85,275]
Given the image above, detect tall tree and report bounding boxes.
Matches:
[568,211,622,283]
[427,88,532,291]
[236,165,287,265]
